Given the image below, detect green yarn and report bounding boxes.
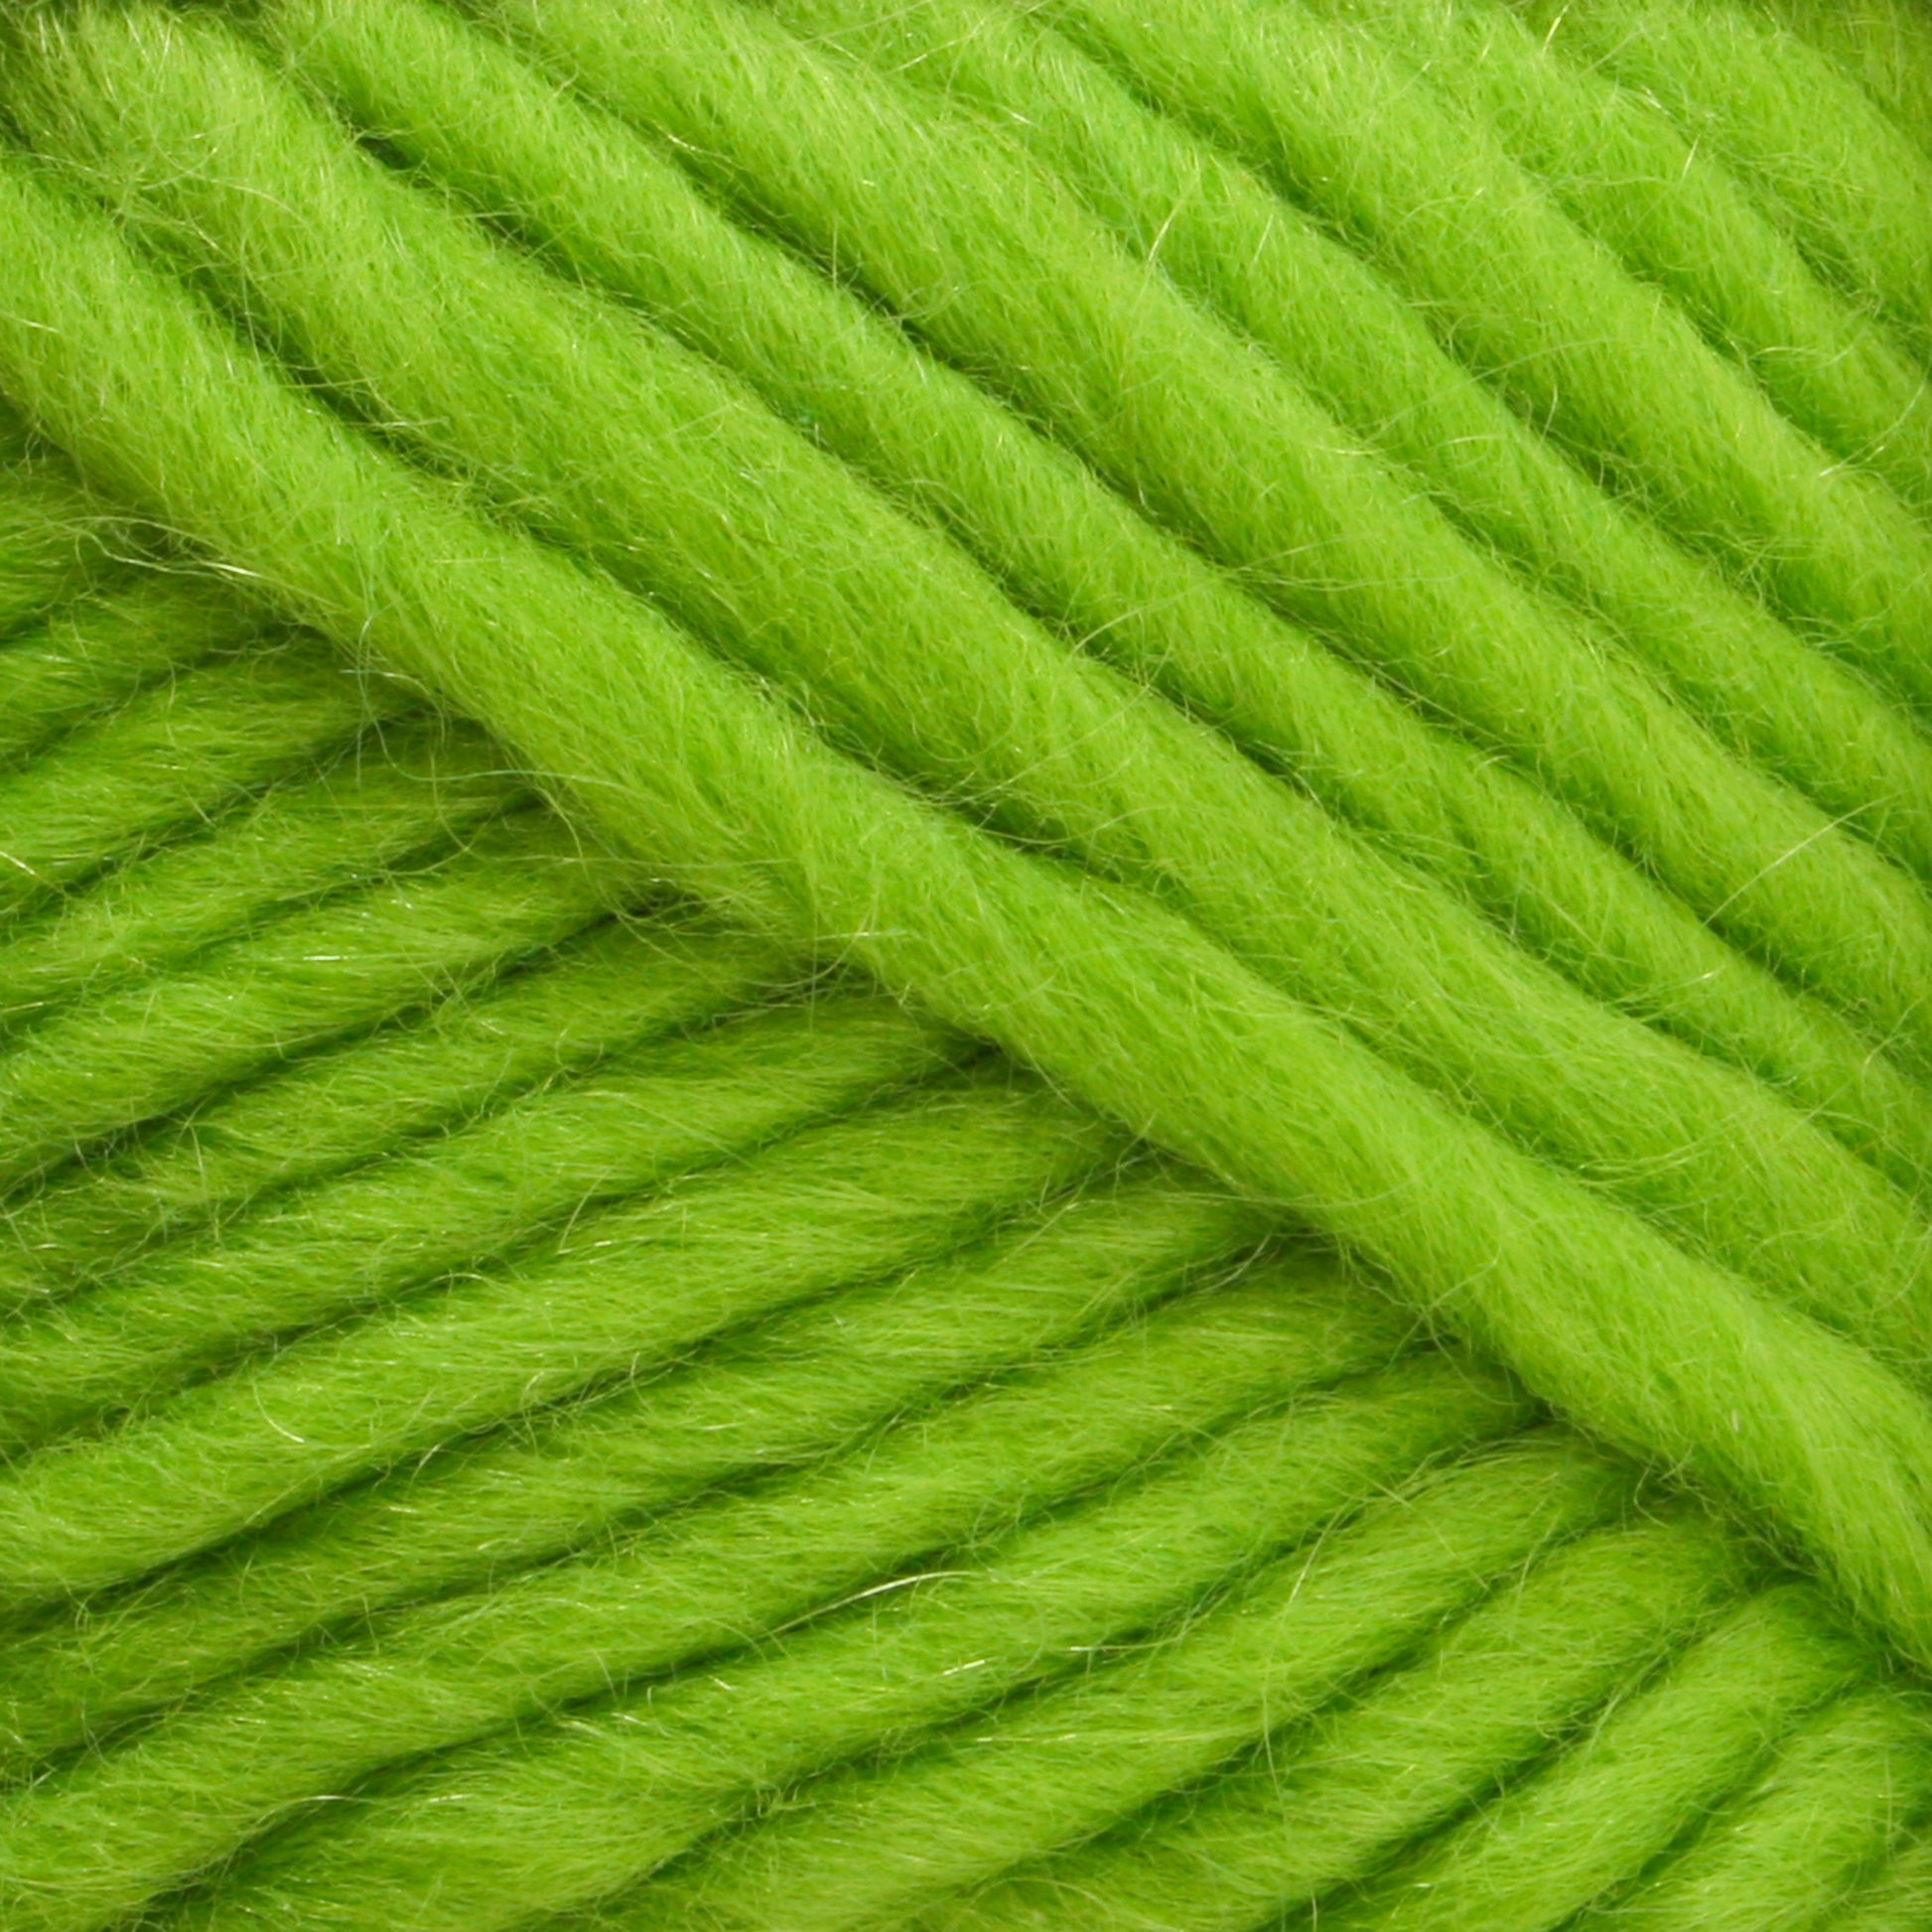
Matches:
[0,710,521,1033]
[0,5,1926,1924]
[1756,0,1932,159]
[0,633,393,923]
[0,806,629,1192]
[0,990,965,1454]
[0,573,257,769]
[1833,1815,1932,1929]
[155,1425,1589,1932]
[35,4,1932,1400]
[0,1285,1499,1932]
[1522,0,1932,364]
[454,0,1932,1071]
[0,911,800,1285]
[576,1505,1746,1932]
[1036,0,1932,707]
[1322,1584,1872,1930]
[0,453,138,641]
[721,0,1932,896]
[1574,1686,1932,1932]
[262,0,1932,1214]
[1303,0,1932,519]
[880,1510,1755,1932]
[4,116,1932,1677]
[0,1168,1275,1768]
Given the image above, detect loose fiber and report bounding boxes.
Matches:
[1574,1684,1932,1932]
[1322,1583,1875,1930]
[0,574,259,771]
[1523,0,1932,361]
[0,804,632,1193]
[0,709,523,1032]
[700,0,1932,892]
[2,13,1932,1923]
[526,1505,1738,1932]
[2,123,1931,1672]
[0,634,397,923]
[1834,1811,1932,1929]
[1301,0,1932,518]
[0,452,139,641]
[1756,0,1932,157]
[0,1035,1058,1576]
[33,5,1932,1402]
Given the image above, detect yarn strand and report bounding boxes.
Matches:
[261,0,1932,1211]
[30,5,1932,1393]
[0,125,1928,1674]
[0,1294,1509,1932]
[0,1169,1278,1768]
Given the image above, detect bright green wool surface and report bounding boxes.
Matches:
[720,0,1932,888]
[0,2,1930,1926]
[35,6,1932,1410]
[1518,0,1932,365]
[451,0,1932,1070]
[250,0,1932,1210]
[11,106,1932,1682]
[1034,0,1932,701]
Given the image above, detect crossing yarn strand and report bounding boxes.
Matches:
[40,4,1932,1407]
[0,1,1929,1926]
[12,102,1932,1683]
[448,0,1932,1069]
[256,0,1932,1210]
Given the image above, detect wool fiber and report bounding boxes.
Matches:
[0,4,1928,1923]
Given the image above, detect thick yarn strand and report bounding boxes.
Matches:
[32,8,1932,1388]
[1573,1685,1932,1932]
[0,634,398,923]
[0,805,632,1192]
[0,711,524,1032]
[264,0,1932,1209]
[0,911,801,1294]
[1035,0,1932,710]
[156,1427,1596,1932]
[453,0,1932,1069]
[0,991,968,1457]
[0,1301,1508,1932]
[1320,1585,1874,1931]
[0,573,262,770]
[750,0,1932,889]
[880,1510,1758,1932]
[1521,0,1932,364]
[1303,0,1932,517]
[0,1171,1281,1767]
[0,142,1927,1668]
